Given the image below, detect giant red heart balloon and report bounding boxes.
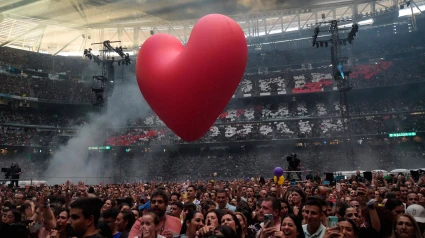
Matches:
[136,14,248,142]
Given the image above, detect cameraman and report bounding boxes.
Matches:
[10,164,21,188]
[287,154,301,181]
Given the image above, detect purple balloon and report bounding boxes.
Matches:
[274,167,284,177]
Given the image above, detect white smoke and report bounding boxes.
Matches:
[44,78,151,185]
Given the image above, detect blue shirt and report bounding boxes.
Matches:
[112,232,122,238]
[216,203,236,212]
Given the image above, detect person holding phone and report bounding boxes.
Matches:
[257,197,282,237]
[323,218,358,238]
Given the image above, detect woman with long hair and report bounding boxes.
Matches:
[259,214,305,238]
[180,211,204,238]
[56,209,70,238]
[197,210,222,237]
[235,212,256,238]
[102,199,117,213]
[324,218,358,238]
[221,211,243,238]
[391,214,423,238]
[280,199,292,218]
[247,197,256,212]
[281,215,305,238]
[116,210,136,238]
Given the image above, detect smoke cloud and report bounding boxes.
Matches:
[44,77,150,185]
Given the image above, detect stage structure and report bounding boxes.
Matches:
[83,40,131,106]
[312,19,359,167]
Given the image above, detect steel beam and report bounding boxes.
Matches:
[170,26,184,42]
[36,26,47,53]
[53,34,82,56]
[123,28,135,46]
[301,12,314,29]
[298,14,301,31]
[338,6,351,20]
[109,30,118,41]
[411,0,423,13]
[284,15,298,32]
[118,28,123,42]
[358,3,370,15]
[0,25,45,47]
[79,29,87,52]
[280,17,284,34]
[374,1,388,10]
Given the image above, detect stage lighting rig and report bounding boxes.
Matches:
[310,19,358,167]
[83,40,131,106]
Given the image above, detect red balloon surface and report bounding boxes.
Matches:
[136,14,248,142]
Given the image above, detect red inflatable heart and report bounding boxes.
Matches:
[136,14,248,142]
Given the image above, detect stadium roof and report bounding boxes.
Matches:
[0,0,424,56]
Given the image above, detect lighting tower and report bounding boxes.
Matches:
[83,41,131,106]
[312,20,359,168]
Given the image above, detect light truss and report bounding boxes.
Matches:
[0,0,422,55]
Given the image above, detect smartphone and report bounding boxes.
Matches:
[336,183,341,192]
[29,221,43,233]
[328,216,338,228]
[264,214,274,228]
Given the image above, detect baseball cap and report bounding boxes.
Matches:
[139,201,151,211]
[406,204,425,223]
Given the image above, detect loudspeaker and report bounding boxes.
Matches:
[325,173,334,182]
[363,171,372,182]
[410,170,420,181]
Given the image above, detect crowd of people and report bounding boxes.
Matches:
[104,113,425,146]
[0,47,88,74]
[0,162,425,238]
[0,53,423,104]
[0,73,30,97]
[0,111,424,147]
[0,8,425,238]
[0,144,423,183]
[0,107,89,127]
